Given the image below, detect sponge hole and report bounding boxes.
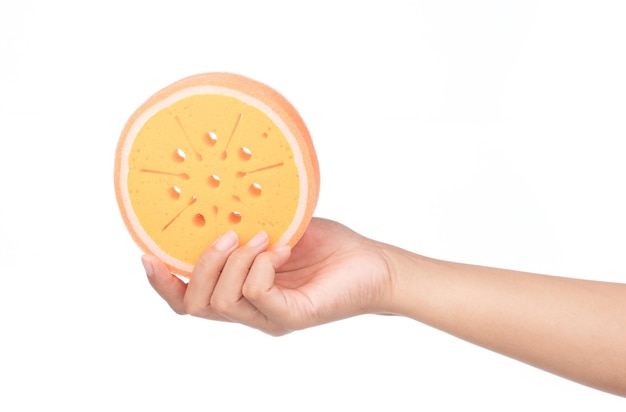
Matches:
[239,147,252,161]
[249,183,262,197]
[228,211,242,224]
[173,148,186,162]
[208,174,221,188]
[169,185,181,200]
[193,214,206,227]
[205,131,218,146]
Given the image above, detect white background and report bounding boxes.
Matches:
[1,1,625,409]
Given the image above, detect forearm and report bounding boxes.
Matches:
[383,245,626,397]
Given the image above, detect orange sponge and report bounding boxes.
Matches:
[114,73,320,277]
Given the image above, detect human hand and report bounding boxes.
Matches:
[141,218,394,335]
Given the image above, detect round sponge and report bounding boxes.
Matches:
[114,73,320,277]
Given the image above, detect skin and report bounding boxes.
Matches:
[142,217,626,397]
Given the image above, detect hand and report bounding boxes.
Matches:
[141,217,626,395]
[142,218,393,335]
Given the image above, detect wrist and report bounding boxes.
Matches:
[377,243,450,323]
[376,242,424,317]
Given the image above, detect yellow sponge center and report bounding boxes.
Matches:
[125,92,300,265]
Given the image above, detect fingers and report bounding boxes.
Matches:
[183,230,280,329]
[183,230,239,320]
[142,255,188,314]
[208,232,271,324]
[143,230,294,334]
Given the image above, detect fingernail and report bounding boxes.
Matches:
[212,230,238,251]
[141,255,154,277]
[247,231,269,248]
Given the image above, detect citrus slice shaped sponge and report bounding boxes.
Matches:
[114,73,320,277]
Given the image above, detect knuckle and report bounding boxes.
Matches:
[209,295,234,315]
[172,306,187,316]
[183,298,208,317]
[241,282,263,301]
